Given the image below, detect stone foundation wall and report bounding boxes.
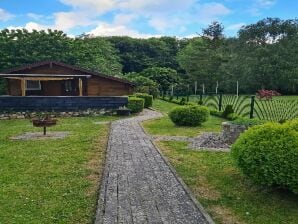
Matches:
[221,122,247,144]
[0,109,114,120]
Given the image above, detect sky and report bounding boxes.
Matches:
[0,0,297,38]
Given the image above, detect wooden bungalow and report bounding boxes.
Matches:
[0,61,134,96]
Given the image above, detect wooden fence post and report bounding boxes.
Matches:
[250,95,255,119]
[219,94,223,111]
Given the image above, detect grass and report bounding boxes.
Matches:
[0,115,119,223]
[152,98,180,114]
[144,98,225,137]
[143,115,224,137]
[158,141,298,224]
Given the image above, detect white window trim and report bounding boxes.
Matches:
[25,80,41,91]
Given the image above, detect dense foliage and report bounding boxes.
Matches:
[135,93,153,108]
[127,97,144,113]
[0,17,297,95]
[169,105,209,126]
[232,121,298,193]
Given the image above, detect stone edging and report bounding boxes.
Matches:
[94,123,112,224]
[140,120,215,224]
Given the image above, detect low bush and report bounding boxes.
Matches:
[135,93,153,108]
[226,113,239,120]
[231,121,298,194]
[210,109,223,117]
[222,105,234,118]
[198,100,204,105]
[231,117,265,127]
[127,97,144,113]
[179,98,187,105]
[169,105,209,126]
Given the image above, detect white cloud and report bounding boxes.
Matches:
[27,13,44,20]
[195,3,231,24]
[0,8,14,21]
[5,0,233,37]
[113,13,137,25]
[53,11,97,31]
[7,22,48,31]
[88,22,160,38]
[60,0,117,14]
[256,0,276,7]
[226,22,246,31]
[249,0,276,15]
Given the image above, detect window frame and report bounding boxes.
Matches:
[25,80,42,91]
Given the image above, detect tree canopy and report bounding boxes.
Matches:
[0,17,297,95]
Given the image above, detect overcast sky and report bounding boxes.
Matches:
[0,0,297,38]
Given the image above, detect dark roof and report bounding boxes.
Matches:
[1,61,134,86]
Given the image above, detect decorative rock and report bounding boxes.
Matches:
[221,122,247,144]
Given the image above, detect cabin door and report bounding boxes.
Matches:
[62,79,77,96]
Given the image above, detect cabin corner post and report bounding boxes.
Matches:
[21,78,26,96]
[79,78,83,96]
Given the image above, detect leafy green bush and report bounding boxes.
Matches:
[127,97,144,113]
[179,97,186,105]
[231,122,298,193]
[231,117,265,127]
[226,113,239,120]
[210,109,223,117]
[135,93,153,108]
[198,100,204,105]
[169,105,209,126]
[222,104,234,118]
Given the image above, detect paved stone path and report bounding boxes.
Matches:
[95,109,212,224]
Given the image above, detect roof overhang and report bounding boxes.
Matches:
[0,74,92,81]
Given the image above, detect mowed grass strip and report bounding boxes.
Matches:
[143,115,224,137]
[144,99,225,137]
[0,116,118,223]
[158,141,298,224]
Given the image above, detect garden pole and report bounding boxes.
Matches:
[219,94,223,111]
[250,95,255,119]
[187,84,190,102]
[236,81,239,97]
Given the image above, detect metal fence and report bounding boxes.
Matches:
[171,94,298,121]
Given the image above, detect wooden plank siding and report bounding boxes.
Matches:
[2,62,134,96]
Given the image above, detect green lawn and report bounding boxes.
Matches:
[144,98,225,137]
[152,98,180,114]
[158,141,298,224]
[143,115,224,137]
[0,116,118,223]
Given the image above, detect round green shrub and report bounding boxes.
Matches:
[231,122,298,193]
[127,97,144,113]
[222,104,234,118]
[135,93,153,108]
[169,105,210,126]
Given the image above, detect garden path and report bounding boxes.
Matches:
[95,109,213,224]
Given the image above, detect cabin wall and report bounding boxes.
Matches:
[6,63,133,96]
[42,81,62,96]
[87,77,132,96]
[8,79,21,96]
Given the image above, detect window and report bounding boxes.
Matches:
[64,80,73,92]
[26,80,41,90]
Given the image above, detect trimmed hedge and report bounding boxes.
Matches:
[231,120,298,193]
[135,93,153,108]
[169,105,210,126]
[127,97,144,113]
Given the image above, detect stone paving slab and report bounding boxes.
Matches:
[95,109,213,224]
